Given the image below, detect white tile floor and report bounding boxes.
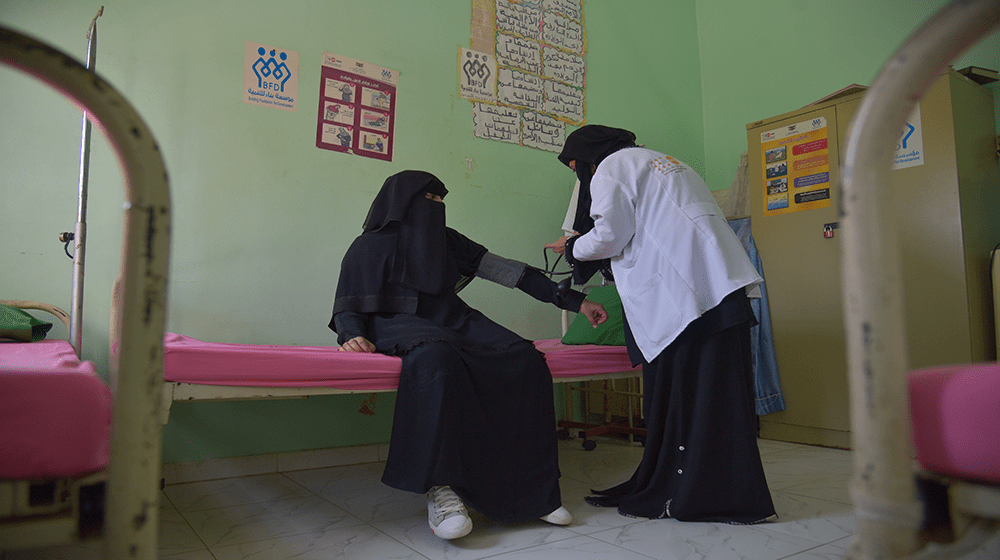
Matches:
[3,437,874,560]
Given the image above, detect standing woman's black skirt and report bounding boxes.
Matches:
[595,292,776,524]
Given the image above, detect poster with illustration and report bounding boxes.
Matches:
[759,117,832,215]
[320,123,354,148]
[323,101,354,125]
[316,52,398,161]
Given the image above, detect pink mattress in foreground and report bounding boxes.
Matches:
[163,333,639,391]
[0,340,112,479]
[908,362,1000,484]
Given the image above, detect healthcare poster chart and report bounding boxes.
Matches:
[467,0,586,153]
[759,117,832,216]
[244,41,299,112]
[316,52,398,162]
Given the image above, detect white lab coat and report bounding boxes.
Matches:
[561,179,581,236]
[572,148,762,362]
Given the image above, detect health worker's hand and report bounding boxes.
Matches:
[579,300,609,328]
[341,336,376,353]
[545,235,571,255]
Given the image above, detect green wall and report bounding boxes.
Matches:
[0,1,704,462]
[3,1,998,463]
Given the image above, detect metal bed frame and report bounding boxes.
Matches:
[1,25,170,560]
[840,1,1000,557]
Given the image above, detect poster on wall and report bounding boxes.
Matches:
[243,41,299,112]
[467,0,585,153]
[315,52,398,162]
[759,117,832,216]
[459,48,498,103]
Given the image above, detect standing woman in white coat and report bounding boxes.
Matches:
[546,125,776,524]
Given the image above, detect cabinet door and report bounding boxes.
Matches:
[748,105,850,444]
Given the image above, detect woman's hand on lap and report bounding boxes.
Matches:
[341,336,376,352]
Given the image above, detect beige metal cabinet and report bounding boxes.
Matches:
[746,69,1000,448]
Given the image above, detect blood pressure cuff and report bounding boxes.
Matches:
[475,252,527,289]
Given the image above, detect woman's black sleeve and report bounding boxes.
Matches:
[331,311,371,346]
[515,267,587,312]
[446,228,488,277]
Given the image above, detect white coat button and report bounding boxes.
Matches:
[677,469,683,474]
[679,446,685,451]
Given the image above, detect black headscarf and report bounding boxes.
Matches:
[558,125,636,234]
[557,125,636,284]
[362,170,458,295]
[332,171,463,317]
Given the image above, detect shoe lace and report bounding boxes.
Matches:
[431,487,465,516]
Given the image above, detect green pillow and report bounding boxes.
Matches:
[0,303,53,342]
[561,285,626,346]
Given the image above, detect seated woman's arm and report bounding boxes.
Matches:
[448,230,607,327]
[333,311,376,352]
[514,266,585,311]
[478,252,607,328]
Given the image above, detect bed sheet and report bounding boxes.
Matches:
[534,338,640,378]
[163,333,639,390]
[908,362,1000,484]
[0,340,112,479]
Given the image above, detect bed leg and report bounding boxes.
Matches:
[159,383,173,424]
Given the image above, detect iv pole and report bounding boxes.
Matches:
[68,6,103,357]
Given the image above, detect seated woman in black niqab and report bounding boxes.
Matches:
[330,170,608,540]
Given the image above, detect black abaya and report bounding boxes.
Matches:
[331,170,588,523]
[335,279,563,523]
[590,292,776,524]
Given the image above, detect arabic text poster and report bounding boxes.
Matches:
[473,103,521,144]
[244,41,299,112]
[316,52,398,161]
[759,116,832,216]
[491,0,586,124]
[467,0,584,153]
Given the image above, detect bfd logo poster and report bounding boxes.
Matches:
[244,41,299,112]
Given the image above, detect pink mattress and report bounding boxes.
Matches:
[0,340,112,479]
[163,333,639,391]
[908,362,1000,484]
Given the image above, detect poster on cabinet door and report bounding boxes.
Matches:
[759,116,832,216]
[316,52,398,161]
[892,104,924,170]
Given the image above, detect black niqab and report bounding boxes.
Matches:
[363,170,458,295]
[362,170,448,232]
[332,171,461,318]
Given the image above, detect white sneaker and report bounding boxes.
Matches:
[539,506,572,525]
[427,486,473,539]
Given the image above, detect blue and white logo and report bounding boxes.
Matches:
[893,105,924,170]
[252,47,292,92]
